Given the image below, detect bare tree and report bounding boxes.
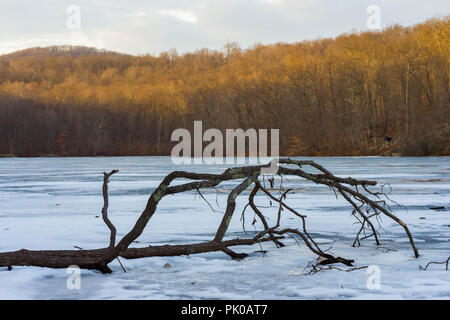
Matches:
[0,159,418,273]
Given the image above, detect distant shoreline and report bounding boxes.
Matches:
[1,154,449,159]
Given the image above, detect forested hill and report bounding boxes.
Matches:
[0,45,125,60]
[0,17,448,157]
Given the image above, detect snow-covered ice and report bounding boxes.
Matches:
[0,156,448,299]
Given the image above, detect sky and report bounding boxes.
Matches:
[0,0,448,55]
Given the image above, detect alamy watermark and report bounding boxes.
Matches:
[171,121,279,174]
[67,5,81,30]
[66,265,81,290]
[366,5,381,30]
[366,265,381,290]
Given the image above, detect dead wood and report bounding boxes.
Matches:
[0,159,419,273]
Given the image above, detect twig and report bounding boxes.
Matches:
[419,257,450,271]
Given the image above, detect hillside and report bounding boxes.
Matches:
[0,45,125,60]
[0,18,448,157]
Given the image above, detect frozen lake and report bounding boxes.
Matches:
[0,156,449,299]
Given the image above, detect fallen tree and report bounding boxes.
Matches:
[0,159,419,273]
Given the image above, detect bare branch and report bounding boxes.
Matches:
[419,257,449,271]
[102,170,119,248]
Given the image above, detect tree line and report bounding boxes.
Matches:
[0,17,448,157]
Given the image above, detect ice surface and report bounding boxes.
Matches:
[0,156,448,299]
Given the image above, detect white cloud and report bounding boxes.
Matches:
[0,0,448,55]
[157,9,198,23]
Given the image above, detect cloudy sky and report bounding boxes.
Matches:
[0,0,448,55]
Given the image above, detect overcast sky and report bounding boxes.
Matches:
[0,0,448,55]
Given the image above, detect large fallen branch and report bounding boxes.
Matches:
[0,159,419,273]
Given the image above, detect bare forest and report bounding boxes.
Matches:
[0,17,448,157]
